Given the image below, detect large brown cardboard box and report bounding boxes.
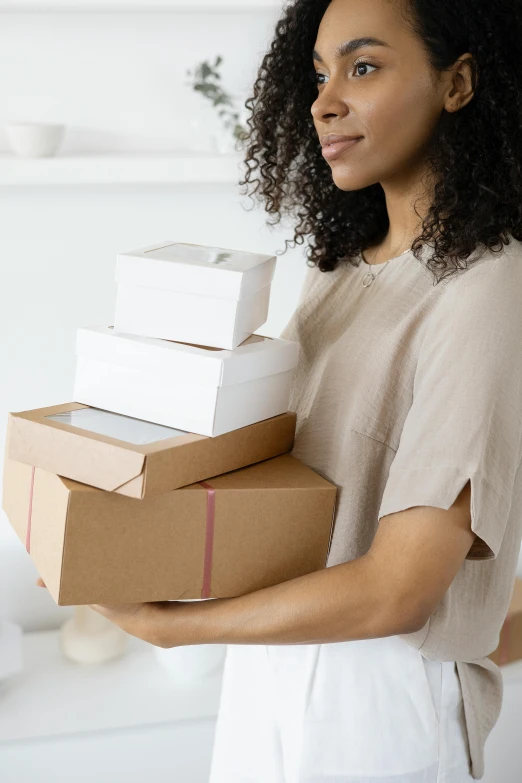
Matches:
[6,403,296,499]
[488,577,522,666]
[2,453,338,606]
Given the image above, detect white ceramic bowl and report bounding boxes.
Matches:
[153,643,227,687]
[5,122,65,158]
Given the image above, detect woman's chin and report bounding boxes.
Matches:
[330,170,374,191]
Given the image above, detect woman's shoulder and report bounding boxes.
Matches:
[446,234,522,282]
[418,235,522,356]
[427,235,522,313]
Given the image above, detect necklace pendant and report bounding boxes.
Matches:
[362,271,375,288]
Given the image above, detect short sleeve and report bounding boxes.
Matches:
[377,256,522,560]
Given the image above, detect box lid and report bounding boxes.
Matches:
[57,453,335,495]
[6,402,297,496]
[75,326,300,388]
[115,241,277,300]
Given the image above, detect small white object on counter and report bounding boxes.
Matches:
[73,325,300,437]
[153,598,227,685]
[59,606,127,665]
[154,644,227,686]
[113,241,277,349]
[4,122,65,158]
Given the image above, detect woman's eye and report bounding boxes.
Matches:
[311,60,377,86]
[309,70,327,86]
[353,60,377,77]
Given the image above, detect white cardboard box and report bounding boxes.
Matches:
[73,326,300,437]
[113,241,277,349]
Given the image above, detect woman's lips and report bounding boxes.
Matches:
[322,137,363,160]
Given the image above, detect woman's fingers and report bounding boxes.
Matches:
[36,577,47,588]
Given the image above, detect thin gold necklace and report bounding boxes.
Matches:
[361,240,411,288]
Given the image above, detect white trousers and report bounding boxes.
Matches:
[208,634,475,783]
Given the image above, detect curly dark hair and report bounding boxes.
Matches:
[237,0,522,285]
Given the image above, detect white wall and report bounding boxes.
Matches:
[0,8,280,153]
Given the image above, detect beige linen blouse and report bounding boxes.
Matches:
[279,235,522,780]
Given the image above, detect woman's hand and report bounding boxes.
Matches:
[35,576,208,648]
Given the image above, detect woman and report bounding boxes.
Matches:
[205,0,522,783]
[46,0,522,780]
[207,0,522,779]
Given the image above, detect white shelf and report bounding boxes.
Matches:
[0,0,282,10]
[0,629,223,743]
[0,152,246,185]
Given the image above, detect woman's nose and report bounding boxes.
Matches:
[311,83,348,123]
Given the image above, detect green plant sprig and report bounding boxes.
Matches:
[186,55,249,147]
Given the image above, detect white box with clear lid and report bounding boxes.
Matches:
[113,241,277,349]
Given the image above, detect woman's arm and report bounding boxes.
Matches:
[155,552,415,649]
[155,478,475,649]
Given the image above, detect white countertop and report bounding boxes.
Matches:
[0,629,223,743]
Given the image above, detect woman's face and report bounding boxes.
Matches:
[311,0,456,191]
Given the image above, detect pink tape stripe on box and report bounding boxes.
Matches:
[198,481,216,599]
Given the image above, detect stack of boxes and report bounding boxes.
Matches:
[3,242,338,607]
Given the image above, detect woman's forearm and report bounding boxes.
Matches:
[158,553,420,648]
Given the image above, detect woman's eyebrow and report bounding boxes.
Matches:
[313,37,391,63]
